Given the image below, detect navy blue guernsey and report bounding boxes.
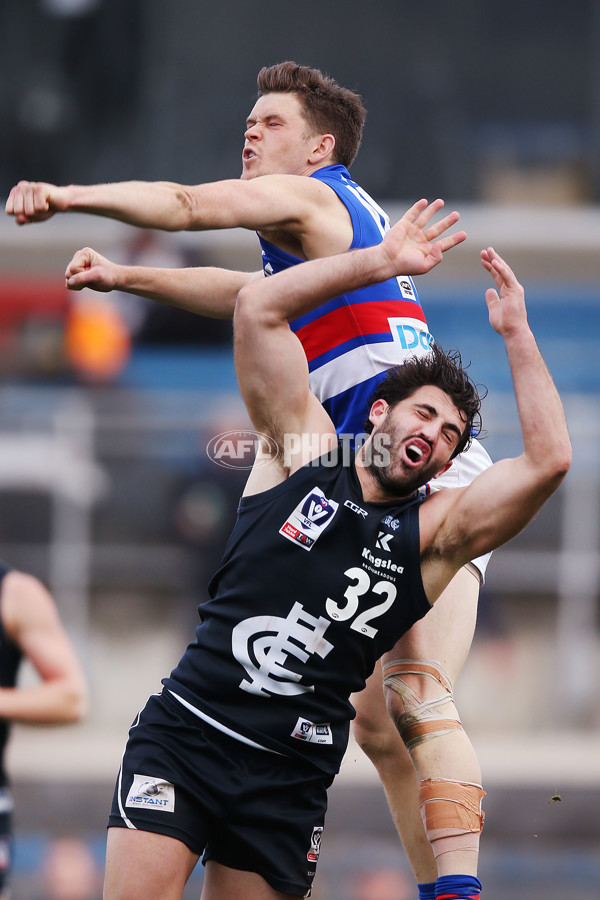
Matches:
[164,449,431,775]
[0,563,22,787]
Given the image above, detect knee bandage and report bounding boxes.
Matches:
[382,659,462,751]
[419,778,486,858]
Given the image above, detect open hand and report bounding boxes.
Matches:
[380,199,466,276]
[480,247,528,338]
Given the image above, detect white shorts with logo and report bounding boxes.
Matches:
[425,438,493,583]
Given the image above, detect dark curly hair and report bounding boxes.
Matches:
[363,345,484,458]
[256,61,366,168]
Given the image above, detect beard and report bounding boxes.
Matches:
[365,422,445,498]
[365,454,440,497]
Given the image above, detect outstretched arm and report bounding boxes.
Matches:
[65,246,261,318]
[234,199,465,480]
[0,572,88,725]
[5,174,347,244]
[421,249,572,593]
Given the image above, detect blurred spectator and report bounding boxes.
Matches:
[111,230,233,346]
[36,837,102,900]
[170,414,250,632]
[64,295,131,384]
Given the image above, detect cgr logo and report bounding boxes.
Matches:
[206,430,279,469]
[344,499,368,518]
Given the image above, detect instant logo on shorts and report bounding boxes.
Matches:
[125,774,175,813]
[307,826,324,862]
[279,488,339,551]
[291,717,333,745]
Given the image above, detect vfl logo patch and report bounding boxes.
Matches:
[126,774,175,813]
[280,488,339,551]
[307,826,324,863]
[292,717,333,745]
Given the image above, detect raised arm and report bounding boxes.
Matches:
[65,246,261,318]
[420,248,572,595]
[0,572,88,725]
[234,199,465,486]
[5,174,348,247]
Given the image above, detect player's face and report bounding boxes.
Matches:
[366,386,466,496]
[241,93,320,179]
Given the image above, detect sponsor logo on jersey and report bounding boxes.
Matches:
[361,547,404,575]
[279,488,339,551]
[291,717,333,745]
[307,826,324,863]
[397,276,416,300]
[388,316,433,352]
[232,602,334,697]
[375,531,393,552]
[344,499,368,518]
[126,775,175,813]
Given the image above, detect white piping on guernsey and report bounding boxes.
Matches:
[168,690,284,755]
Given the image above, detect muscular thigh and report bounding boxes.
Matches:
[385,566,479,684]
[352,567,479,736]
[104,828,198,900]
[109,689,330,898]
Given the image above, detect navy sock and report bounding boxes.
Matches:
[435,874,482,899]
[418,882,437,900]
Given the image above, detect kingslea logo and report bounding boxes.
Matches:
[206,430,279,469]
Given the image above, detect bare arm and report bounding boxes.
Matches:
[5,175,347,245]
[0,572,88,725]
[234,200,465,486]
[420,249,572,598]
[65,246,261,318]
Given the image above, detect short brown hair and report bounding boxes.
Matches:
[256,61,366,168]
[363,345,484,458]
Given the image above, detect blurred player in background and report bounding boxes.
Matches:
[7,62,490,900]
[0,561,88,899]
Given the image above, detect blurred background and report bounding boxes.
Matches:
[1,2,599,898]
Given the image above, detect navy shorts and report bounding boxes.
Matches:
[109,689,332,897]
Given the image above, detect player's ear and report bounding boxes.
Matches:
[309,134,335,165]
[368,398,389,429]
